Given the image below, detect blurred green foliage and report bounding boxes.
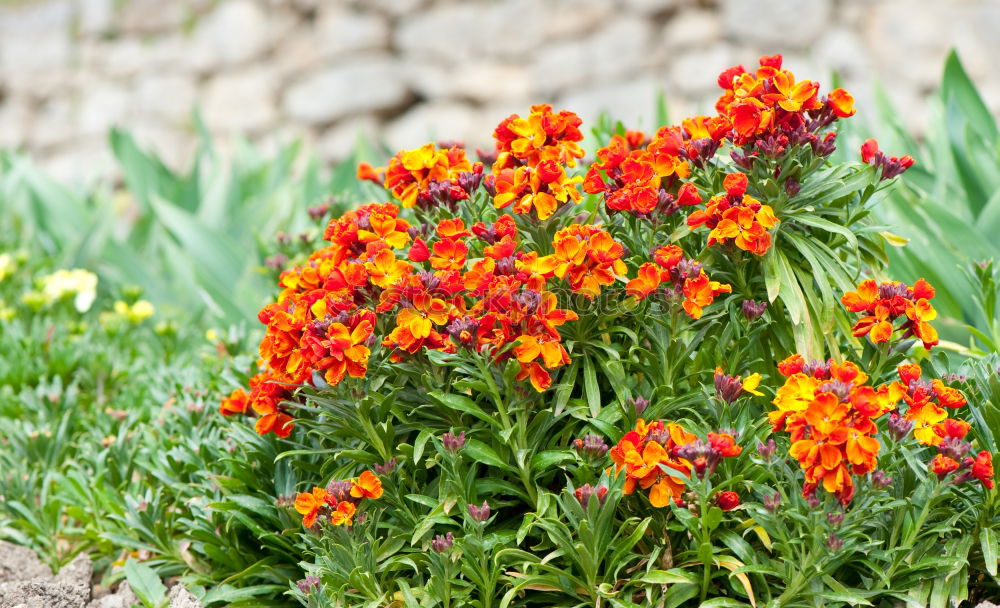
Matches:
[1,123,382,328]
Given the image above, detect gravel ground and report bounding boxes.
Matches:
[0,542,200,608]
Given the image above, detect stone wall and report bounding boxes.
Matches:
[0,0,997,181]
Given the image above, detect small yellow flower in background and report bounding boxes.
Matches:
[0,253,16,281]
[21,290,47,311]
[205,328,219,342]
[114,299,155,324]
[0,300,14,321]
[40,269,98,312]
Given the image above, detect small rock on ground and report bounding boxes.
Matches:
[167,584,202,608]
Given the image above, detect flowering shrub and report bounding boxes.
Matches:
[220,55,999,607]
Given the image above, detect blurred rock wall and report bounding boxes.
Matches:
[0,0,997,181]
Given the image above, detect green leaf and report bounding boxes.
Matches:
[641,569,697,585]
[583,356,601,418]
[427,391,500,428]
[123,558,168,608]
[463,439,517,473]
[699,599,750,608]
[530,450,573,475]
[942,50,998,142]
[981,527,998,577]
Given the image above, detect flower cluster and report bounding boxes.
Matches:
[583,129,699,217]
[687,173,779,256]
[771,355,895,504]
[609,420,742,508]
[537,224,627,297]
[886,364,968,446]
[294,470,383,528]
[490,104,585,220]
[841,278,939,349]
[359,143,481,211]
[625,244,732,319]
[714,54,851,158]
[610,419,696,507]
[930,450,994,490]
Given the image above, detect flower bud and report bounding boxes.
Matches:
[826,512,844,527]
[714,369,745,404]
[431,532,454,553]
[373,458,397,475]
[468,501,491,523]
[296,575,320,594]
[763,492,781,512]
[574,483,609,509]
[573,434,609,459]
[784,178,801,197]
[265,254,289,270]
[827,534,843,551]
[937,437,972,461]
[442,431,466,454]
[307,202,330,221]
[756,438,776,462]
[870,470,892,489]
[628,396,649,415]
[741,299,767,321]
[887,413,914,442]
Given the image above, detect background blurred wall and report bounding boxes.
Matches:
[1,0,998,182]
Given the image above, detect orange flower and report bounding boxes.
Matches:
[930,454,960,478]
[428,238,469,272]
[294,487,329,528]
[972,451,995,489]
[688,176,779,256]
[626,263,666,300]
[351,470,384,500]
[357,210,411,250]
[682,272,732,319]
[220,388,248,416]
[827,88,856,118]
[330,501,357,526]
[356,161,384,184]
[841,279,939,349]
[364,248,412,289]
[312,314,374,386]
[493,161,582,220]
[544,224,627,297]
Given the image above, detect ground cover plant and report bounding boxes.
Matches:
[217,54,1000,607]
[0,245,321,605]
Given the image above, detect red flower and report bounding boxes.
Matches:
[930,454,960,479]
[716,491,740,512]
[972,451,995,490]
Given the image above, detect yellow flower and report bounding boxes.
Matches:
[115,300,155,323]
[0,253,15,281]
[742,373,764,396]
[40,269,98,312]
